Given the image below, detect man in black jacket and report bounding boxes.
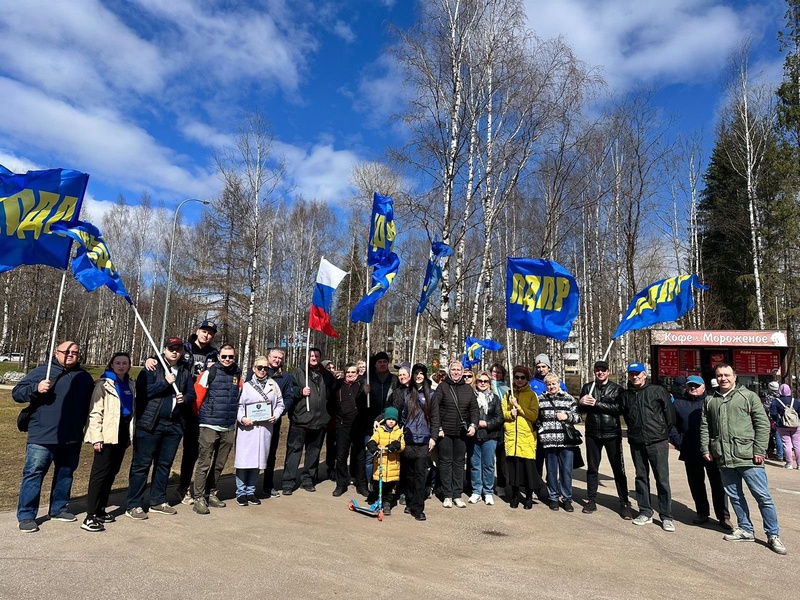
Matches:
[126,337,194,520]
[578,360,632,518]
[618,362,676,532]
[331,364,368,497]
[283,347,334,494]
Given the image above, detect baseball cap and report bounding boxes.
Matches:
[198,319,218,333]
[166,337,183,348]
[593,360,609,370]
[686,375,704,386]
[627,362,646,373]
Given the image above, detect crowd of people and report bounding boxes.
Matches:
[11,322,790,554]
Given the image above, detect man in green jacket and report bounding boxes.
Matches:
[700,363,786,555]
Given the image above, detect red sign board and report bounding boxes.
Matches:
[681,349,700,373]
[732,349,781,375]
[658,347,680,376]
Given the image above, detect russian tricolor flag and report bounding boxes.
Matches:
[309,257,349,337]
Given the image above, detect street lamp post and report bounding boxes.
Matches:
[159,198,210,349]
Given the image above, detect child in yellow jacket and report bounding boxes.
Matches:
[367,406,405,515]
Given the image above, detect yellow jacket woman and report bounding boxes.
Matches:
[503,384,539,459]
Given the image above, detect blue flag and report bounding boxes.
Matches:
[367,192,396,266]
[51,220,131,301]
[351,191,400,324]
[463,336,503,368]
[0,165,88,272]
[350,253,400,323]
[505,258,579,341]
[416,239,453,315]
[612,274,708,339]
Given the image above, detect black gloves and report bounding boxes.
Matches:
[387,440,402,453]
[366,440,379,454]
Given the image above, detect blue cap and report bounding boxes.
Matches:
[198,319,218,333]
[627,362,646,373]
[686,375,704,386]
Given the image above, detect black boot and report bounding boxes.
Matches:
[510,486,520,509]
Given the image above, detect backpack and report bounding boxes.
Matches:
[778,398,800,428]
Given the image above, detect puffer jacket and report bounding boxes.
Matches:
[502,385,539,459]
[135,360,194,432]
[431,377,480,437]
[669,390,707,463]
[579,380,624,439]
[618,382,676,445]
[369,424,405,482]
[701,385,770,468]
[195,362,242,427]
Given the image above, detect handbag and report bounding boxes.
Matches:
[573,447,586,469]
[562,422,583,446]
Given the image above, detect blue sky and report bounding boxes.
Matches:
[0,0,788,223]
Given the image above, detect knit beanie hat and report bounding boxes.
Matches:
[384,407,399,421]
[768,381,780,392]
[534,354,551,368]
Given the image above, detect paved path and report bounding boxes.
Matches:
[1,448,797,599]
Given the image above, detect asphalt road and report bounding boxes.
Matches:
[1,447,797,599]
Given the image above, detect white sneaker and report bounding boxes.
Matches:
[468,494,481,504]
[632,514,653,526]
[662,519,675,532]
[453,498,467,508]
[442,498,453,508]
[484,494,494,506]
[785,463,794,469]
[723,528,755,542]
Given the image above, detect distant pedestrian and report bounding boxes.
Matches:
[770,384,800,469]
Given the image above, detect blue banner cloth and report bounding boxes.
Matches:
[505,257,579,341]
[0,165,88,272]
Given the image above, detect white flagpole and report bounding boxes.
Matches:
[505,328,517,405]
[366,322,371,408]
[129,300,181,395]
[45,270,69,381]
[410,313,420,367]
[304,328,311,412]
[587,339,615,397]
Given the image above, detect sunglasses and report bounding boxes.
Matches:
[346,370,358,374]
[476,378,490,383]
[464,374,473,379]
[220,354,235,359]
[513,375,528,380]
[254,365,268,371]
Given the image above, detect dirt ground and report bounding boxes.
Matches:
[2,388,798,599]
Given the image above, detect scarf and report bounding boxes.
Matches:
[104,369,133,417]
[250,374,271,397]
[476,390,489,414]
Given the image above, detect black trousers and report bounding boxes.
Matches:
[334,421,366,489]
[404,450,430,515]
[437,434,467,499]
[685,460,730,521]
[585,435,629,505]
[179,415,199,490]
[262,416,283,494]
[495,441,507,488]
[630,441,672,520]
[86,420,130,516]
[282,423,324,490]
[325,421,337,475]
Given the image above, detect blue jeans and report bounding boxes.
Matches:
[235,468,258,496]
[469,439,497,496]
[544,447,574,502]
[17,443,81,521]
[719,466,779,537]
[775,431,784,460]
[126,420,183,509]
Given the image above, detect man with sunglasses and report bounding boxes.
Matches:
[14,341,94,532]
[578,360,632,519]
[191,344,242,514]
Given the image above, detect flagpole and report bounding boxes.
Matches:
[366,322,371,408]
[505,328,517,405]
[587,339,615,397]
[411,313,420,366]
[304,328,311,412]
[45,270,69,381]
[128,299,181,395]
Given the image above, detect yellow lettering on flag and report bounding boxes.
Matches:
[509,272,571,313]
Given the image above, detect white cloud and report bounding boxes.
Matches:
[333,20,357,43]
[524,0,781,91]
[353,53,410,131]
[275,141,360,203]
[0,77,218,201]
